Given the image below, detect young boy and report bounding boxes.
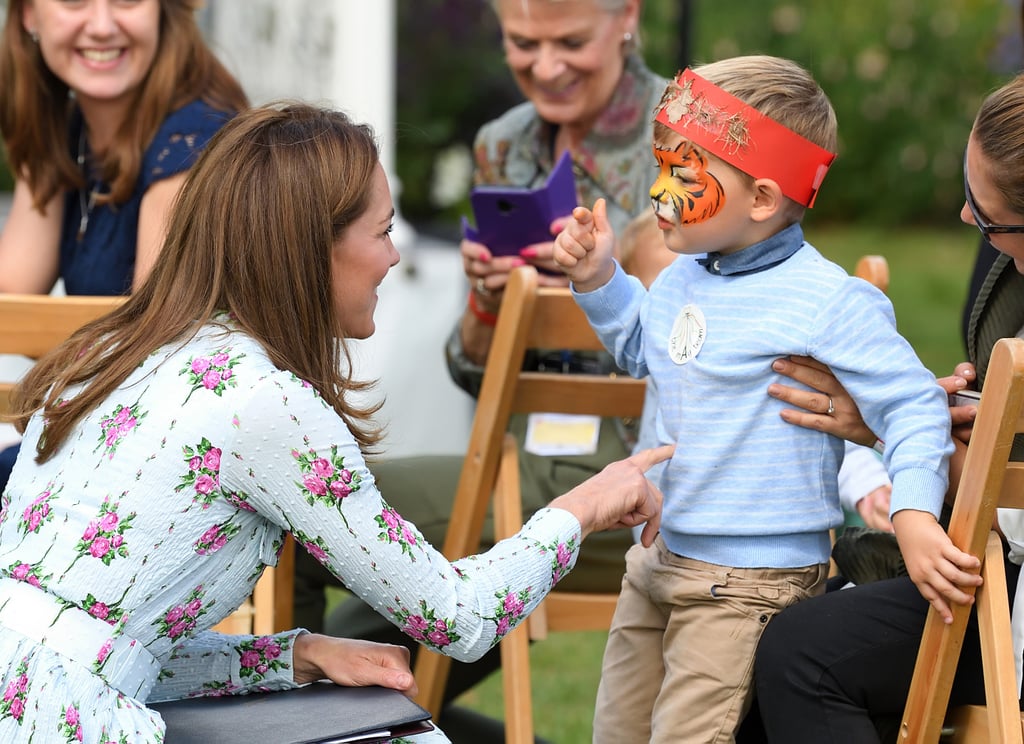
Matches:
[553,55,978,743]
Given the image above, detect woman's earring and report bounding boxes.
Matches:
[623,31,633,43]
[29,30,39,43]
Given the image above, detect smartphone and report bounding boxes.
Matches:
[949,389,982,407]
[461,150,577,257]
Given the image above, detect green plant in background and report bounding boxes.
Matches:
[390,0,1017,232]
[686,0,1014,228]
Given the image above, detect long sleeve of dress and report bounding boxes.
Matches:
[146,629,307,702]
[224,373,583,663]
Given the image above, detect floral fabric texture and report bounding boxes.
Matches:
[0,317,582,743]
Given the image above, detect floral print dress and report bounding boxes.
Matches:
[0,317,582,743]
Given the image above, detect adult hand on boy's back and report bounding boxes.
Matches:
[553,198,617,293]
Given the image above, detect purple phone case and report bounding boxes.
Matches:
[461,150,577,256]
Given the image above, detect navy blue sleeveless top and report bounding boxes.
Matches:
[59,99,235,296]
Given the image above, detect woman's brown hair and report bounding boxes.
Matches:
[10,103,384,459]
[973,73,1024,217]
[0,0,249,209]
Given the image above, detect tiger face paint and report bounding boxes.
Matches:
[649,140,725,226]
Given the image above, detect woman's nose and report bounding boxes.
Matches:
[959,200,974,227]
[85,0,118,36]
[531,44,565,81]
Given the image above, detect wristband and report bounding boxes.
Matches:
[468,291,498,326]
[872,438,885,455]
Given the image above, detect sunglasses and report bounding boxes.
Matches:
[963,151,1024,239]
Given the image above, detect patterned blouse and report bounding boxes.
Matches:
[0,317,581,743]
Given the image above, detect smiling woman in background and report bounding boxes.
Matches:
[0,0,248,493]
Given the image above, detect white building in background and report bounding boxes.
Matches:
[201,0,414,254]
[202,0,471,458]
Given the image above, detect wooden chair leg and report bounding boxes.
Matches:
[413,651,451,719]
[493,435,534,744]
[974,532,1023,743]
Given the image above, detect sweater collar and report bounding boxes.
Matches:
[696,223,805,276]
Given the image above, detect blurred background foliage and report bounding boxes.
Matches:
[392,0,1021,233]
[0,0,1019,231]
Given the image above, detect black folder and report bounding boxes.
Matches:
[151,681,434,743]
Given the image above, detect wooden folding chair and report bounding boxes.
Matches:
[900,336,1024,743]
[854,254,889,295]
[0,293,293,636]
[211,538,294,635]
[0,293,126,416]
[412,266,646,741]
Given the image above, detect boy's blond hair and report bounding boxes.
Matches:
[653,55,836,219]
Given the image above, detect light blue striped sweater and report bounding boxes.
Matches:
[574,224,953,568]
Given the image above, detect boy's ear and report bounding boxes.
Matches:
[749,178,786,223]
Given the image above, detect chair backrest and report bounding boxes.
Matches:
[413,265,646,716]
[0,293,293,635]
[900,336,1024,743]
[434,265,646,566]
[0,293,126,416]
[854,254,889,294]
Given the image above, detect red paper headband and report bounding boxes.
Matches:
[654,68,836,208]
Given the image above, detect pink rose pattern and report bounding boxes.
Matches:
[292,529,335,569]
[0,327,579,735]
[235,635,292,682]
[0,657,29,725]
[193,521,241,555]
[388,599,461,651]
[486,587,531,641]
[71,495,136,567]
[152,585,208,641]
[95,402,146,459]
[180,349,245,403]
[223,490,256,512]
[374,506,421,558]
[292,445,361,514]
[57,703,83,742]
[175,437,223,508]
[7,559,52,589]
[541,536,578,588]
[82,591,127,627]
[17,482,60,536]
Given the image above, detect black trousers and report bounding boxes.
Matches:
[750,559,1021,743]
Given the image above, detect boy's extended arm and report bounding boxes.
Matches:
[553,198,618,292]
[892,509,981,624]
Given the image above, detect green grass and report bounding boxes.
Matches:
[335,224,983,744]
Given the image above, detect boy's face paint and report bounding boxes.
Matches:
[649,140,725,226]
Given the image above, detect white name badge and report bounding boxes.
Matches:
[524,413,601,456]
[668,303,706,365]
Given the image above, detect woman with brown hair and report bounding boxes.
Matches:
[0,0,248,295]
[0,0,249,494]
[0,102,669,743]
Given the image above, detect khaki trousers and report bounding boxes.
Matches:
[594,537,827,744]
